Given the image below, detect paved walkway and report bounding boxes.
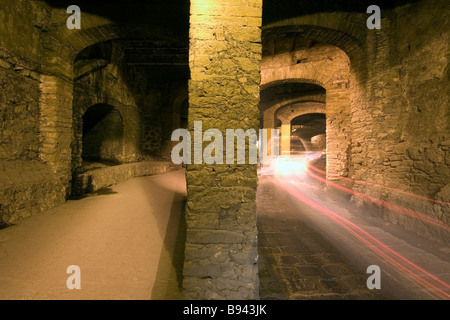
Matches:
[0,170,186,300]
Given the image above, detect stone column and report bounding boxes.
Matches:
[326,87,351,179]
[280,120,291,156]
[184,0,262,299]
[39,74,73,195]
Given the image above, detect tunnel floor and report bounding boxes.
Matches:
[0,168,448,300]
[257,176,384,300]
[0,170,186,300]
[257,164,450,300]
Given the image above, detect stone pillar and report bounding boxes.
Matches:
[184,0,262,299]
[39,74,73,195]
[326,87,351,179]
[280,121,291,156]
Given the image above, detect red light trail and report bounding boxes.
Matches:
[305,162,450,232]
[307,162,450,206]
[271,160,450,300]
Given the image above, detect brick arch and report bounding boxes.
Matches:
[81,103,125,163]
[273,101,326,156]
[72,95,141,172]
[41,21,186,78]
[261,42,351,178]
[262,12,365,61]
[78,96,130,120]
[61,23,185,61]
[260,78,324,91]
[275,102,326,124]
[262,93,326,128]
[261,43,351,89]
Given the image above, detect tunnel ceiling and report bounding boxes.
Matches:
[262,0,422,25]
[44,0,190,28]
[262,33,321,57]
[292,113,325,126]
[261,0,423,59]
[260,82,325,112]
[74,39,189,83]
[45,0,190,81]
[75,41,113,63]
[291,113,326,139]
[118,40,187,68]
[116,39,188,81]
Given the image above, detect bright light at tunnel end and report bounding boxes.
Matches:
[263,152,322,176]
[170,122,281,165]
[170,121,325,174]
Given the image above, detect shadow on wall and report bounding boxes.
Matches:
[82,104,125,164]
[70,174,94,199]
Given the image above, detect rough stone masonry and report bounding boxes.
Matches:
[183,0,263,299]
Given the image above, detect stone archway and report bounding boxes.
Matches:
[261,41,352,178]
[262,91,326,129]
[290,113,327,152]
[72,88,141,174]
[274,102,326,154]
[81,103,125,164]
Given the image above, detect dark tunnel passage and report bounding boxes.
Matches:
[82,104,124,165]
[291,113,326,152]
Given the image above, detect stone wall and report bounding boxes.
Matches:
[184,0,262,300]
[0,49,41,161]
[141,82,188,161]
[311,134,326,151]
[349,0,449,244]
[0,0,69,223]
[142,88,163,158]
[39,75,73,194]
[260,0,449,245]
[0,160,65,224]
[0,54,66,224]
[72,60,141,173]
[73,160,177,196]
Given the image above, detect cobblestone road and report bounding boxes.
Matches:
[257,175,385,300]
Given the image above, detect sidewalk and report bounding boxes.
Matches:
[0,170,186,300]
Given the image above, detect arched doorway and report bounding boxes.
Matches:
[273,99,326,156]
[261,37,352,179]
[82,103,124,166]
[291,113,326,152]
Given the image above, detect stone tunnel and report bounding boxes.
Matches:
[0,0,449,300]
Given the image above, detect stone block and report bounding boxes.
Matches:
[183,260,223,278]
[186,229,245,244]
